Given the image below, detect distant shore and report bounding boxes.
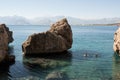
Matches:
[7,23,120,26]
[78,23,120,26]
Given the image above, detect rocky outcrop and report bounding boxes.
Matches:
[22,18,72,55]
[113,28,120,55]
[0,24,14,65]
[0,24,13,50]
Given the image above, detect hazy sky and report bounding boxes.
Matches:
[0,0,120,19]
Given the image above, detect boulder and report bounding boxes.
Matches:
[0,24,13,50]
[0,24,14,64]
[22,18,72,55]
[113,28,120,55]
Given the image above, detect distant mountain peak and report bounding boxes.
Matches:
[0,15,119,25]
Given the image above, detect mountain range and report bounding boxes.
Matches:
[0,15,120,25]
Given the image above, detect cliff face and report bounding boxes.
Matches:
[0,24,14,64]
[22,18,73,55]
[113,28,120,55]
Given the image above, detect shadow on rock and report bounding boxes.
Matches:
[0,66,10,80]
[0,46,15,80]
[23,51,72,69]
[0,59,15,80]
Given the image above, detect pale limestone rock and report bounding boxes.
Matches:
[113,27,120,55]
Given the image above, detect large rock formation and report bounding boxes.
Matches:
[0,24,14,65]
[113,28,120,55]
[22,18,72,55]
[0,24,13,50]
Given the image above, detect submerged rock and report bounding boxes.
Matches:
[24,58,70,69]
[14,76,40,80]
[22,18,72,55]
[23,51,72,69]
[0,24,14,65]
[46,71,69,80]
[112,54,120,80]
[113,28,120,55]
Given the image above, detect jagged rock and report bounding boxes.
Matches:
[0,24,14,64]
[0,24,13,50]
[22,18,72,55]
[113,28,120,55]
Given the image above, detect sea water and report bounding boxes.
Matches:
[0,25,119,80]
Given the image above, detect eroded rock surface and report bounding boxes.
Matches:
[0,24,14,65]
[22,18,72,55]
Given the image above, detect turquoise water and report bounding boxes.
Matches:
[0,25,120,80]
